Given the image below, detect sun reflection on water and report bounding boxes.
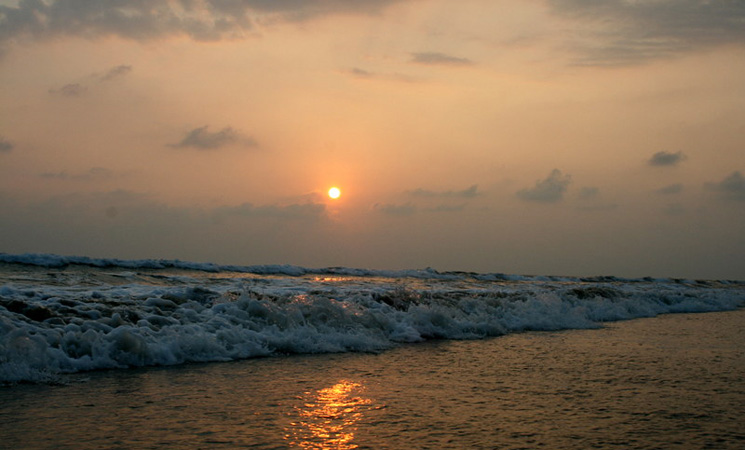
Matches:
[285,380,374,449]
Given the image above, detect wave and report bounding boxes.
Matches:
[1,253,743,383]
[2,252,740,284]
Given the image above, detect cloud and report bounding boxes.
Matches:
[49,83,87,97]
[0,136,12,152]
[407,184,479,198]
[171,125,257,150]
[373,202,416,216]
[0,0,405,45]
[207,0,405,21]
[549,0,745,65]
[0,0,239,43]
[427,204,466,213]
[2,1,742,65]
[577,186,599,199]
[516,169,572,203]
[656,183,683,195]
[99,64,132,82]
[45,64,131,98]
[648,151,686,167]
[40,167,116,181]
[706,171,745,201]
[343,67,416,83]
[347,67,374,79]
[214,202,326,220]
[0,190,336,266]
[410,52,473,66]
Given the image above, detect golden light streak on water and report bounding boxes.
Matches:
[285,380,373,449]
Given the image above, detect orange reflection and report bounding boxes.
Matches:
[312,276,352,283]
[285,380,373,449]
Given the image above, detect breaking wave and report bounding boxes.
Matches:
[1,253,743,383]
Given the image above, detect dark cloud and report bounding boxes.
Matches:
[0,0,240,43]
[0,0,405,45]
[171,125,257,150]
[373,202,416,216]
[410,52,473,66]
[549,0,745,65]
[516,169,571,203]
[0,185,401,275]
[656,183,683,195]
[100,64,132,82]
[49,83,87,97]
[207,0,404,21]
[706,171,745,201]
[3,1,742,66]
[407,184,479,198]
[0,190,335,266]
[0,136,12,152]
[648,151,686,167]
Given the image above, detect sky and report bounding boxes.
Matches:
[1,0,744,279]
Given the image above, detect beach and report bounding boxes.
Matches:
[2,309,743,449]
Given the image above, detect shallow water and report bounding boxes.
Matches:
[1,309,744,449]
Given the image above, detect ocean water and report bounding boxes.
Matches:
[1,253,744,448]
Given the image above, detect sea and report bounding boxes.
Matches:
[1,253,744,449]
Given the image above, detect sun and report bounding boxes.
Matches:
[328,187,341,199]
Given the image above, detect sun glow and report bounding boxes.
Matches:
[328,187,341,199]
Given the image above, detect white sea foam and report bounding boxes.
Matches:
[1,253,743,383]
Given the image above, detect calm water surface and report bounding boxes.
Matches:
[1,310,744,449]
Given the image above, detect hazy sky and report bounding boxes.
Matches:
[1,0,744,279]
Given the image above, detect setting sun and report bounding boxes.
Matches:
[328,187,341,199]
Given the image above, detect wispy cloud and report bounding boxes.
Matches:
[343,67,416,83]
[577,186,599,200]
[40,167,116,181]
[3,1,744,66]
[549,0,745,65]
[427,204,466,213]
[410,52,473,66]
[347,67,375,79]
[373,202,416,216]
[706,171,745,201]
[214,202,326,220]
[656,183,683,195]
[171,126,257,150]
[47,64,131,97]
[49,83,87,97]
[0,0,406,45]
[648,151,686,167]
[99,64,132,82]
[0,136,13,153]
[407,184,479,198]
[516,169,571,203]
